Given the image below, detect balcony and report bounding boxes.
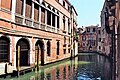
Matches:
[15,14,59,33]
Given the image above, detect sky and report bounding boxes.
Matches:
[69,0,105,27]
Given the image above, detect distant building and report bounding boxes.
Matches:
[78,25,98,52]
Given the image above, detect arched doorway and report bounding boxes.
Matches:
[16,38,30,66]
[35,40,44,66]
[0,36,10,62]
[47,41,51,56]
[56,41,59,55]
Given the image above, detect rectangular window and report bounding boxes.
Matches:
[68,48,70,53]
[63,19,65,30]
[98,30,101,34]
[41,7,45,23]
[57,16,59,28]
[64,49,66,54]
[82,43,85,47]
[63,1,65,7]
[52,13,55,27]
[93,28,96,32]
[68,6,70,11]
[82,35,86,41]
[99,38,101,42]
[87,28,90,32]
[68,22,70,33]
[92,40,95,46]
[88,40,91,46]
[99,46,101,50]
[47,11,51,25]
[64,37,66,44]
[16,0,23,15]
[34,3,39,21]
[25,0,32,18]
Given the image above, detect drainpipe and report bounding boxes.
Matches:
[113,19,116,80]
[107,0,117,79]
[110,0,117,79]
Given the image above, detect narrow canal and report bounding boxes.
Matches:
[2,53,112,80]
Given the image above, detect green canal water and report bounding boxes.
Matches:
[1,53,112,80]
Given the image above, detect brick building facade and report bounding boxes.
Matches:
[78,25,98,52]
[100,3,112,56]
[102,0,120,79]
[0,0,78,75]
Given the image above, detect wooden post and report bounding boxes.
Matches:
[37,46,40,71]
[17,46,20,77]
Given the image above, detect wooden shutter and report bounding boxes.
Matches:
[1,0,11,10]
[25,0,32,18]
[41,7,45,23]
[34,3,39,21]
[0,37,9,62]
[16,0,23,15]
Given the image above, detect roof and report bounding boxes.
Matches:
[71,5,78,16]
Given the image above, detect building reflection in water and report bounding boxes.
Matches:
[4,54,112,80]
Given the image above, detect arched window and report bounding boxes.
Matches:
[16,38,30,66]
[0,36,10,62]
[41,2,46,7]
[35,40,44,65]
[48,5,51,10]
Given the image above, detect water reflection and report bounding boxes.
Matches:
[75,54,112,80]
[4,54,112,80]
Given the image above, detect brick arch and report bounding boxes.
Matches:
[35,39,45,65]
[16,38,30,66]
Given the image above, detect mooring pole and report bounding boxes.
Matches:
[37,46,40,71]
[17,46,20,77]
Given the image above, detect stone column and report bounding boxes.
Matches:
[23,0,26,25]
[43,39,47,64]
[11,0,16,22]
[9,36,12,64]
[29,38,34,65]
[31,1,34,27]
[51,13,53,32]
[45,9,47,30]
[39,6,41,28]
